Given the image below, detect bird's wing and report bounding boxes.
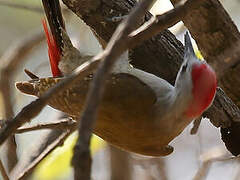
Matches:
[16,73,157,118]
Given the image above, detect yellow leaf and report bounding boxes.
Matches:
[32,132,105,180]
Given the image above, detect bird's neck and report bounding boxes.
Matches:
[112,51,130,73]
[171,76,194,118]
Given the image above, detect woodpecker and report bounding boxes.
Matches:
[16,0,217,156]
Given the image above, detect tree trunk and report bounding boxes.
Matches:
[170,0,240,107]
[62,0,240,127]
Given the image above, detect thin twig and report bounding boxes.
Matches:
[0,28,45,171]
[193,160,212,180]
[128,0,204,48]
[193,148,234,180]
[0,56,100,145]
[0,29,45,121]
[10,129,74,180]
[72,0,157,179]
[16,119,76,134]
[0,159,9,180]
[193,155,240,180]
[191,117,202,134]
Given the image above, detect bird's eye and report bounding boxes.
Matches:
[181,64,187,72]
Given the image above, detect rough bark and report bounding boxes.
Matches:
[61,0,240,128]
[62,0,184,84]
[170,0,240,107]
[203,88,240,128]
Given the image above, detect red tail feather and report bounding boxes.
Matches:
[42,19,62,77]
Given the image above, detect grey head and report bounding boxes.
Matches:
[174,32,201,105]
[175,32,201,84]
[179,32,200,74]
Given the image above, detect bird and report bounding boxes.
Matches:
[16,0,217,156]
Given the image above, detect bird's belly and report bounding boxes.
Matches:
[49,98,176,156]
[45,73,178,156]
[94,109,176,156]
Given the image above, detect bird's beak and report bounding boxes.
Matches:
[184,32,196,61]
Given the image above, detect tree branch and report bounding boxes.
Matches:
[62,0,240,131]
[71,0,158,179]
[128,0,204,48]
[190,117,202,134]
[16,119,76,134]
[204,87,240,128]
[170,0,240,109]
[0,28,45,171]
[10,129,74,180]
[0,159,9,180]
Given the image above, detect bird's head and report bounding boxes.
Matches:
[175,32,217,118]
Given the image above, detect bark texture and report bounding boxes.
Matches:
[61,0,240,127]
[170,0,240,107]
[62,0,184,84]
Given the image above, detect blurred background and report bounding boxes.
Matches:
[0,0,240,179]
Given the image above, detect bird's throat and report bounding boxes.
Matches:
[184,64,217,118]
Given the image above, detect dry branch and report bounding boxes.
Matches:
[0,159,9,180]
[190,117,202,134]
[10,129,74,180]
[193,148,238,180]
[16,119,76,134]
[0,29,45,171]
[128,0,203,48]
[72,0,158,179]
[204,87,240,128]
